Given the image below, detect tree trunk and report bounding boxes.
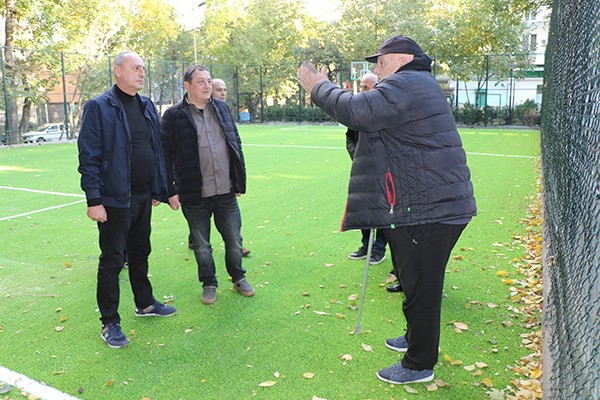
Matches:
[4,0,21,143]
[18,97,32,133]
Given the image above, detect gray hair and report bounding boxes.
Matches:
[114,51,139,66]
[361,72,378,84]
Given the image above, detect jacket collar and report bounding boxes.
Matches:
[396,53,432,73]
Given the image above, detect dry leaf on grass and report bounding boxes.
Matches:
[303,372,315,379]
[361,343,373,352]
[258,381,277,387]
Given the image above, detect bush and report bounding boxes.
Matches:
[263,104,333,122]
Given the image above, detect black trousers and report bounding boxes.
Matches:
[383,223,467,370]
[96,191,155,325]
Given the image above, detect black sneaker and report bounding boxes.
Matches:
[369,253,386,265]
[386,282,403,293]
[348,246,368,260]
[376,362,434,384]
[385,335,409,352]
[135,301,176,317]
[101,323,129,348]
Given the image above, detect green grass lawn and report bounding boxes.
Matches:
[0,125,540,399]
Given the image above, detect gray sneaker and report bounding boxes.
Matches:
[201,286,217,304]
[376,362,434,384]
[233,278,255,296]
[385,335,408,352]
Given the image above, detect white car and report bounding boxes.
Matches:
[23,123,68,143]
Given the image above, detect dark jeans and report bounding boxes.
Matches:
[360,229,387,254]
[384,223,467,370]
[97,191,156,325]
[182,192,246,287]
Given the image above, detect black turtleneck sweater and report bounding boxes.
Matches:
[114,85,155,194]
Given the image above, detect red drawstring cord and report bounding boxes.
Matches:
[385,172,396,214]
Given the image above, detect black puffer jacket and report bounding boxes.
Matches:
[160,95,246,204]
[311,54,476,231]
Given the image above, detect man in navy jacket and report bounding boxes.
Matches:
[299,36,476,385]
[78,51,175,349]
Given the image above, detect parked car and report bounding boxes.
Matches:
[22,123,67,143]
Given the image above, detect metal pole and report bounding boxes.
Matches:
[60,51,70,139]
[353,229,375,334]
[259,65,264,123]
[484,55,489,126]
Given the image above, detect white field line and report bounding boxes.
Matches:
[243,143,538,159]
[0,147,535,221]
[0,366,80,400]
[0,186,85,221]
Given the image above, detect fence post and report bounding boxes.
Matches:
[484,54,489,126]
[109,56,113,87]
[0,48,10,143]
[234,66,240,123]
[60,51,70,138]
[147,58,152,99]
[259,65,264,123]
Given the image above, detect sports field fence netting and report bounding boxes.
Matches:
[540,0,600,398]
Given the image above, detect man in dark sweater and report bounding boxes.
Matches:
[78,51,175,349]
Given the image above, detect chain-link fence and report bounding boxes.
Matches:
[1,47,545,145]
[540,0,600,398]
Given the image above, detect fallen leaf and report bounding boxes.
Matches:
[335,313,345,319]
[464,365,476,371]
[274,372,280,378]
[361,343,373,352]
[426,383,438,391]
[258,381,277,387]
[473,370,483,376]
[496,270,508,277]
[105,380,115,387]
[476,362,489,368]
[324,263,334,267]
[454,322,469,330]
[482,377,494,387]
[314,311,330,316]
[502,279,513,285]
[487,388,505,400]
[64,262,72,267]
[434,379,448,387]
[486,303,498,308]
[339,354,353,361]
[403,385,419,394]
[347,294,359,301]
[54,326,65,332]
[453,255,464,260]
[531,368,542,379]
[184,328,193,333]
[311,396,326,400]
[302,292,310,297]
[303,372,315,379]
[450,359,463,365]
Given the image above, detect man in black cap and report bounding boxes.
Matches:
[298,35,476,384]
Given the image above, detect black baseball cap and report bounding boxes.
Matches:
[365,35,424,63]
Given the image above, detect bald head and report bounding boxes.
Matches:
[360,72,378,92]
[212,79,227,101]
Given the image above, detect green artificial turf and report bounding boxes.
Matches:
[0,125,540,399]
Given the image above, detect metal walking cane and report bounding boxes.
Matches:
[353,228,375,334]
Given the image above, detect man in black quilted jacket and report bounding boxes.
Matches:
[299,35,476,385]
[160,65,254,305]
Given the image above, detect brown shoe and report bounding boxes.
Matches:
[242,248,251,257]
[233,278,255,296]
[201,286,217,304]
